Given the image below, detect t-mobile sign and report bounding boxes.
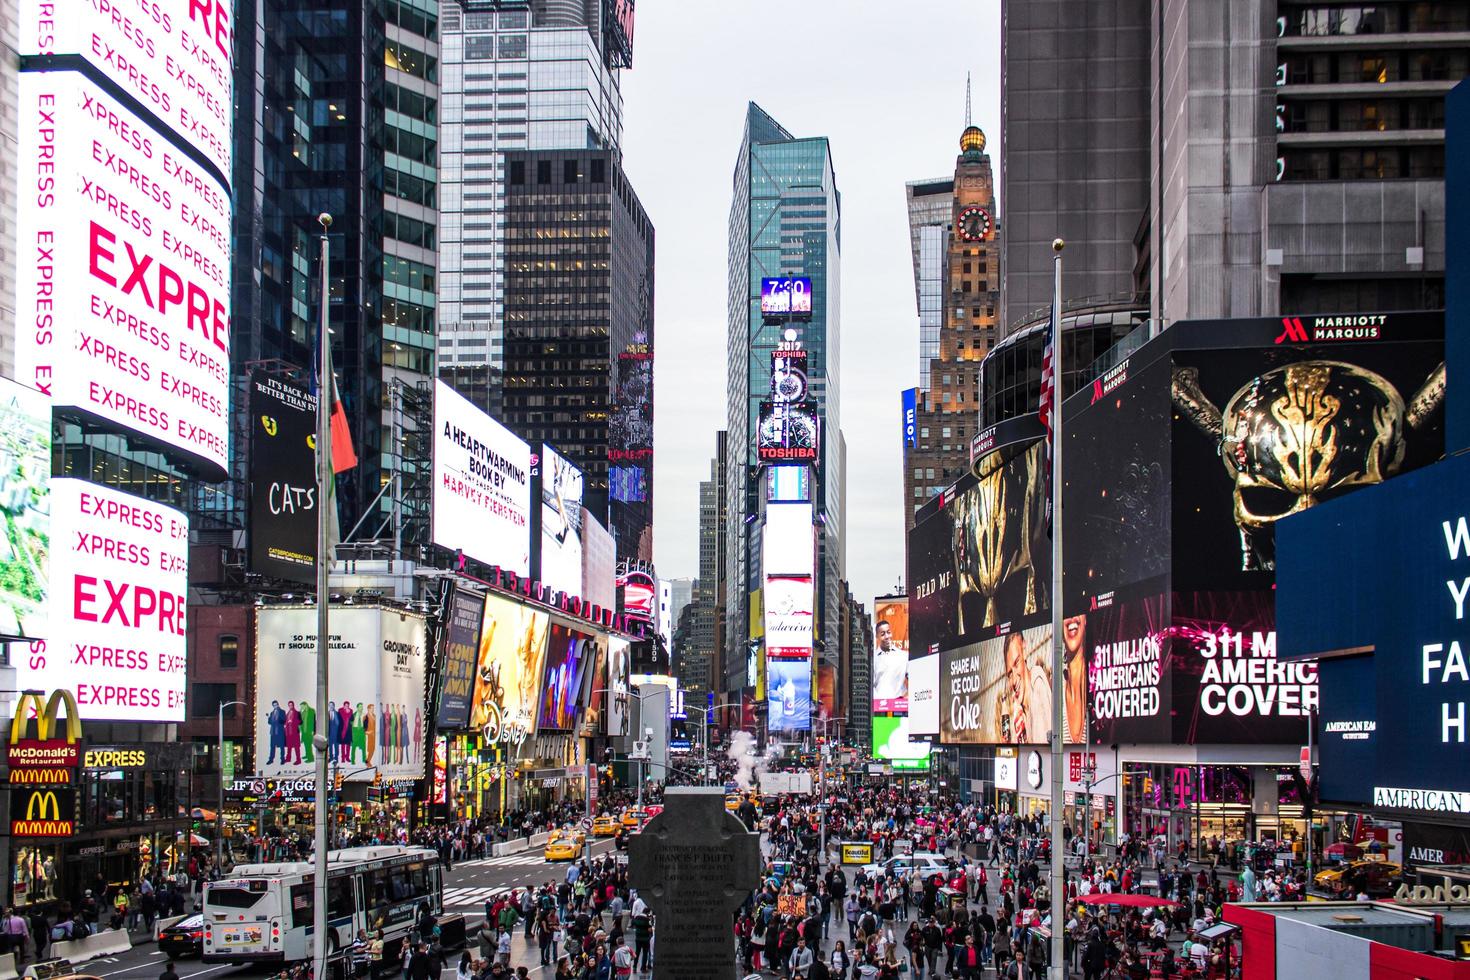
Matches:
[20,479,191,721]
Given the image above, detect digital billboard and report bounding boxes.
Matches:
[248,372,317,584]
[469,595,549,743]
[764,501,814,659]
[763,502,815,575]
[873,715,931,770]
[539,622,594,731]
[941,623,1054,745]
[608,351,653,462]
[435,587,486,730]
[872,597,909,715]
[432,380,532,576]
[908,654,940,735]
[604,636,631,737]
[770,349,809,402]
[621,570,656,621]
[539,444,584,595]
[757,400,819,463]
[767,658,812,732]
[902,388,918,447]
[764,575,813,659]
[760,277,813,317]
[254,607,427,782]
[581,509,616,609]
[0,377,50,640]
[908,440,1050,656]
[17,73,233,480]
[29,479,189,721]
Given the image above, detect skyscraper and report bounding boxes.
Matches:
[905,179,953,392]
[724,103,843,708]
[692,432,727,700]
[436,1,628,373]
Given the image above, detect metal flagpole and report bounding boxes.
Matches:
[313,213,333,980]
[1048,238,1066,980]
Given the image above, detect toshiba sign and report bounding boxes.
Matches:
[16,479,190,721]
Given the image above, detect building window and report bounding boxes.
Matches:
[193,683,238,718]
[509,160,525,185]
[537,160,551,184]
[464,35,495,60]
[591,158,605,182]
[463,11,494,30]
[219,634,239,669]
[564,159,579,183]
[499,34,527,59]
[942,427,952,439]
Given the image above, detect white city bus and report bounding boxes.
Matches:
[202,846,442,964]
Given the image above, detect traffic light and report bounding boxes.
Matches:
[1143,777,1154,795]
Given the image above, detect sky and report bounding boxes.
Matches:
[622,0,1001,609]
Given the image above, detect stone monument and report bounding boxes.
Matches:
[628,786,762,980]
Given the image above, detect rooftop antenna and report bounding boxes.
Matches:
[965,71,972,128]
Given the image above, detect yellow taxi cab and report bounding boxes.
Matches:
[620,808,649,828]
[543,829,586,861]
[591,814,621,837]
[725,792,759,813]
[1313,858,1402,897]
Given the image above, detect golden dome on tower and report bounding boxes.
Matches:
[960,126,986,154]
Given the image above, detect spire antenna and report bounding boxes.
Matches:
[965,71,972,128]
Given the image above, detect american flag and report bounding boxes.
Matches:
[1039,301,1056,462]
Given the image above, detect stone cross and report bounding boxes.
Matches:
[628,786,762,980]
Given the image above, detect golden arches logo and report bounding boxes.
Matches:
[10,690,81,744]
[23,790,60,822]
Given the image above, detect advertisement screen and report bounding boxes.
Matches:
[622,571,656,621]
[908,441,1049,657]
[817,664,837,722]
[29,480,189,721]
[908,654,940,735]
[0,377,50,640]
[248,372,317,584]
[760,277,813,316]
[763,502,814,575]
[435,588,486,730]
[902,388,918,447]
[873,715,931,769]
[254,607,427,782]
[1083,593,1171,745]
[767,658,811,732]
[539,445,584,595]
[605,637,630,736]
[432,380,532,576]
[757,400,819,463]
[17,74,233,480]
[469,595,549,742]
[764,575,813,659]
[941,623,1054,744]
[581,509,617,609]
[770,349,810,402]
[539,622,593,731]
[23,0,236,183]
[872,597,910,714]
[609,465,648,503]
[608,353,653,462]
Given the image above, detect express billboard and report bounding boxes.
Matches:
[255,606,427,782]
[435,587,486,730]
[538,444,584,595]
[432,380,531,576]
[872,597,909,715]
[27,479,189,721]
[0,377,50,640]
[17,73,233,480]
[248,372,316,583]
[469,595,549,744]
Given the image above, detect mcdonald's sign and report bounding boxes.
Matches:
[11,787,75,837]
[8,690,82,778]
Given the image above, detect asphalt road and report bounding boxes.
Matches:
[77,836,621,980]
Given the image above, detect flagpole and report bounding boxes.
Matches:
[1048,238,1066,980]
[313,212,333,980]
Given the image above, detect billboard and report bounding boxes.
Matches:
[432,380,532,576]
[609,465,648,503]
[0,377,50,640]
[764,502,815,575]
[760,277,813,317]
[941,623,1054,744]
[767,658,811,732]
[764,575,813,659]
[248,372,317,584]
[908,654,940,735]
[581,509,616,609]
[872,597,910,714]
[770,349,810,402]
[605,637,630,736]
[469,595,549,743]
[608,352,653,462]
[435,587,486,730]
[539,622,594,731]
[908,441,1049,656]
[902,388,918,447]
[621,570,656,621]
[29,479,188,721]
[17,73,233,480]
[538,444,584,595]
[873,715,931,770]
[254,607,428,782]
[757,400,819,463]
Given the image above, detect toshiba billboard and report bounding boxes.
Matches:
[17,2,235,481]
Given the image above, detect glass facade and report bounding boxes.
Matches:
[724,104,843,693]
[905,180,953,390]
[437,1,624,373]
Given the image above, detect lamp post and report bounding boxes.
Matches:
[589,687,668,809]
[683,700,742,784]
[813,716,847,863]
[217,700,246,869]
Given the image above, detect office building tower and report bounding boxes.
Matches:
[697,432,728,697]
[724,103,844,706]
[902,125,999,525]
[999,0,1151,336]
[499,148,654,563]
[436,0,628,372]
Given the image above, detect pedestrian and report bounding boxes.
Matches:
[159,961,180,980]
[789,937,814,979]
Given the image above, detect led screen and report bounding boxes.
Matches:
[0,377,50,640]
[908,654,940,734]
[435,588,485,730]
[432,380,532,576]
[767,657,811,732]
[248,372,316,584]
[539,444,584,595]
[609,465,648,503]
[539,622,593,731]
[763,574,813,659]
[763,502,814,576]
[622,571,656,621]
[757,400,819,463]
[873,715,931,769]
[469,595,549,742]
[872,597,909,715]
[760,277,813,316]
[941,623,1057,745]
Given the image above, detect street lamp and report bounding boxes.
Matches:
[812,716,847,863]
[588,687,669,816]
[217,700,246,869]
[682,700,742,784]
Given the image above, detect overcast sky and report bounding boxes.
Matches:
[622,0,1000,609]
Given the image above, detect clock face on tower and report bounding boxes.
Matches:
[957,205,992,243]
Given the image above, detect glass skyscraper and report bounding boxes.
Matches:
[724,103,843,697]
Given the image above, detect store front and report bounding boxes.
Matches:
[1118,763,1314,864]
